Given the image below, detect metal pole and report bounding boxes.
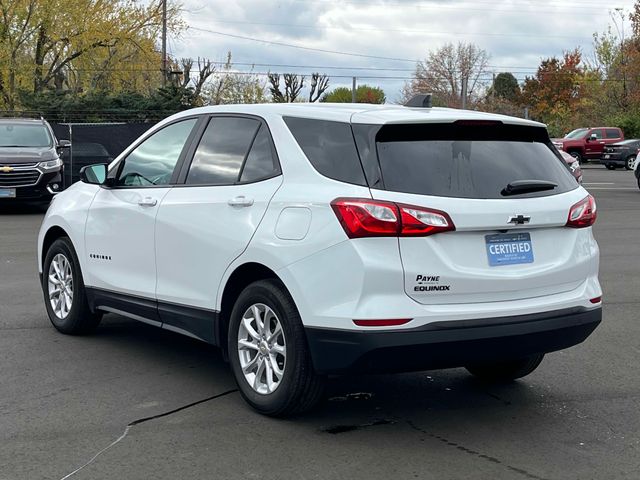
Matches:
[524,107,529,120]
[461,76,468,109]
[162,0,167,85]
[352,76,357,103]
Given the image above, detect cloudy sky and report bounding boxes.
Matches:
[167,0,636,102]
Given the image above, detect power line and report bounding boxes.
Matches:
[196,19,596,40]
[188,27,419,63]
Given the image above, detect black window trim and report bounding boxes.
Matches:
[103,114,205,190]
[175,113,282,188]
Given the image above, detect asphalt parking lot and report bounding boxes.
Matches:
[1,166,639,480]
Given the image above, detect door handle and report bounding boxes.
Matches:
[228,195,254,207]
[138,196,158,207]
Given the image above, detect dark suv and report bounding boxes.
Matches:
[0,118,67,201]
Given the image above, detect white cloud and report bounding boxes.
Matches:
[168,0,636,102]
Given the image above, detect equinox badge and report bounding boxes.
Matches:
[508,214,531,225]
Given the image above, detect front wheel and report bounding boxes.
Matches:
[465,353,544,382]
[569,152,582,164]
[42,237,102,334]
[228,279,325,417]
[625,155,636,171]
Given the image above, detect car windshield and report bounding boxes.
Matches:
[0,124,52,147]
[564,128,588,139]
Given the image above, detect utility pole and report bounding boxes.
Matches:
[352,76,357,103]
[613,8,627,107]
[162,0,167,86]
[461,76,468,110]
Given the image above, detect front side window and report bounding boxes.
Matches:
[187,117,260,185]
[0,124,52,147]
[590,129,603,140]
[116,119,197,187]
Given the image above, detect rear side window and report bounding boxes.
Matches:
[374,123,578,199]
[605,128,621,139]
[240,125,280,183]
[284,117,366,185]
[187,117,260,185]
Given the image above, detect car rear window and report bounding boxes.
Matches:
[283,117,366,186]
[374,123,578,199]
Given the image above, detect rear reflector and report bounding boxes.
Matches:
[353,318,412,327]
[566,195,597,228]
[331,198,455,239]
[590,296,602,304]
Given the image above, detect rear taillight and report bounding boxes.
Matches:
[566,195,597,228]
[331,198,455,238]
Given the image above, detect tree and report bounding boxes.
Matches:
[520,49,584,134]
[204,52,267,105]
[308,73,329,102]
[488,72,520,101]
[0,0,183,109]
[321,85,385,103]
[268,73,304,103]
[402,42,490,108]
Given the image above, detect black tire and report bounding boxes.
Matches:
[569,151,582,164]
[465,353,544,382]
[625,155,636,171]
[605,163,616,170]
[637,174,640,190]
[228,279,325,417]
[42,237,102,335]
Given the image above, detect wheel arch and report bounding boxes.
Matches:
[217,262,288,359]
[41,225,71,271]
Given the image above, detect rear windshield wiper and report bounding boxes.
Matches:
[501,180,558,196]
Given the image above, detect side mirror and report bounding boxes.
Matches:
[57,139,71,149]
[80,164,108,185]
[589,133,598,141]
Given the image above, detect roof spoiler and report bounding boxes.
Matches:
[404,94,432,108]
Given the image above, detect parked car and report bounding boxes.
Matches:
[37,101,602,416]
[635,154,640,189]
[552,127,623,163]
[560,150,583,183]
[0,118,68,201]
[59,142,113,186]
[600,139,640,170]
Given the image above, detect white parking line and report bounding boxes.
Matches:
[583,182,616,185]
[587,187,638,191]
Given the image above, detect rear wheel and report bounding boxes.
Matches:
[465,353,544,382]
[228,279,325,417]
[42,237,102,334]
[605,163,616,170]
[625,155,636,171]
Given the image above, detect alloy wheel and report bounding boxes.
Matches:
[237,303,287,395]
[48,253,74,319]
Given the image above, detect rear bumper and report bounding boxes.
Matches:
[600,155,625,165]
[305,306,601,374]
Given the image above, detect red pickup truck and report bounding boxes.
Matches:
[552,127,624,163]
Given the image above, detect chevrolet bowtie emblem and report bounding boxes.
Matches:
[508,214,531,225]
[1,166,13,173]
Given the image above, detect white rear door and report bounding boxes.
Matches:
[155,117,282,313]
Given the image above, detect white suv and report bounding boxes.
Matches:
[38,100,602,416]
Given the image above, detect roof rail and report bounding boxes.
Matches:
[0,110,46,122]
[404,94,433,108]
